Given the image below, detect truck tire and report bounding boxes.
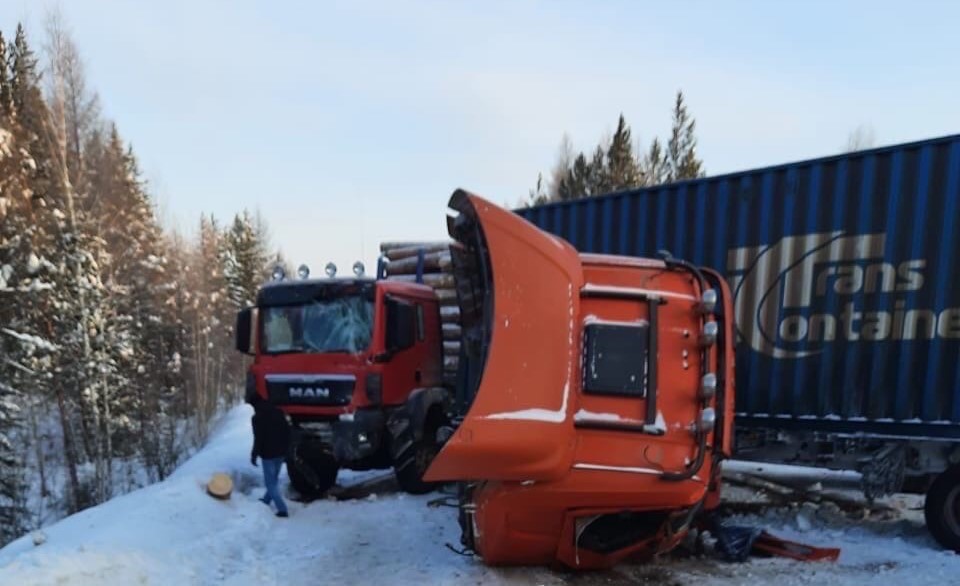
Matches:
[924,465,960,552]
[392,407,444,495]
[287,447,339,499]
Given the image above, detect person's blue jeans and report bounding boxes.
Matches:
[260,457,288,514]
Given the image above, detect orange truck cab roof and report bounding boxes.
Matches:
[425,190,735,569]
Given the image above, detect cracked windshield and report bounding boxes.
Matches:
[262,297,374,354]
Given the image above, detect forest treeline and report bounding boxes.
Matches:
[0,19,282,544]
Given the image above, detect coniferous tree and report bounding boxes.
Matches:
[0,33,11,117]
[0,377,26,545]
[0,32,29,541]
[586,145,609,195]
[606,114,641,190]
[531,92,705,203]
[666,91,704,181]
[185,215,235,436]
[526,172,549,207]
[223,210,268,310]
[0,20,274,543]
[557,152,589,200]
[640,137,669,186]
[7,23,86,513]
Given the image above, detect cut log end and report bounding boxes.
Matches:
[206,472,233,500]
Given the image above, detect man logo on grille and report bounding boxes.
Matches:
[289,387,332,399]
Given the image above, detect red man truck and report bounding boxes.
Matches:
[235,262,451,496]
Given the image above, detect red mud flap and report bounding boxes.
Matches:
[752,531,840,562]
[715,524,840,562]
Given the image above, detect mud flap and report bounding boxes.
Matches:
[714,523,840,562]
[424,190,584,483]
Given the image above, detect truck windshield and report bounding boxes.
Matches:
[261,296,374,354]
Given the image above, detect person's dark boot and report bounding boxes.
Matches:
[276,511,289,518]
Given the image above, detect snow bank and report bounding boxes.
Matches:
[0,405,500,586]
[2,405,958,585]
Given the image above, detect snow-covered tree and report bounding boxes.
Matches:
[0,20,256,543]
[0,377,26,545]
[0,33,29,540]
[223,210,268,310]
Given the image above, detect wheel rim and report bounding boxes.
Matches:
[946,484,960,537]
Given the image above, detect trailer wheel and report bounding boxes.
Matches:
[287,446,339,499]
[393,407,444,495]
[924,465,960,552]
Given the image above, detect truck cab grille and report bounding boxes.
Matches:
[264,374,355,406]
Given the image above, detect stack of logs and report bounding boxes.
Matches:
[379,241,461,385]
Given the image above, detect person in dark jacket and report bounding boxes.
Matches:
[247,389,290,517]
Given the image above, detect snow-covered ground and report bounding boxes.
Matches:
[1,405,958,585]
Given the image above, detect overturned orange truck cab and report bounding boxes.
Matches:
[424,191,735,569]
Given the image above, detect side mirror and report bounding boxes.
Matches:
[235,308,256,355]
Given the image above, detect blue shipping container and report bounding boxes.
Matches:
[518,134,960,440]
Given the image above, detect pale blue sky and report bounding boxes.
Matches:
[3,1,959,273]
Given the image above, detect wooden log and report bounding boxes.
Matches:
[435,288,457,300]
[383,243,450,261]
[386,273,456,288]
[443,356,459,370]
[435,288,458,306]
[385,252,452,274]
[327,472,398,501]
[722,471,895,514]
[206,472,233,500]
[442,324,461,341]
[443,341,460,354]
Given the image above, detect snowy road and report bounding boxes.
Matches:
[1,405,958,585]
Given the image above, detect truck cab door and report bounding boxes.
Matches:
[379,295,420,404]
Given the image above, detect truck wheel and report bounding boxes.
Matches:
[287,448,339,499]
[924,465,960,552]
[393,409,444,495]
